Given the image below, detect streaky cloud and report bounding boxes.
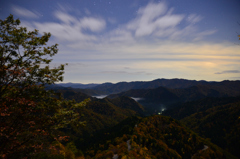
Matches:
[12,5,40,18]
[215,70,240,74]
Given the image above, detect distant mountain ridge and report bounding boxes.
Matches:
[53,79,240,98]
[57,78,239,95]
[107,84,240,104]
[92,78,212,94]
[57,82,100,89]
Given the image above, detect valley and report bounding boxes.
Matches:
[47,78,240,158]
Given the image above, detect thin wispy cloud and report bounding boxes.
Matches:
[32,11,105,41]
[54,11,76,24]
[101,71,153,75]
[215,70,240,74]
[186,14,202,24]
[80,17,106,32]
[127,2,184,37]
[12,5,40,18]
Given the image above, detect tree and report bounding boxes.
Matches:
[0,15,88,158]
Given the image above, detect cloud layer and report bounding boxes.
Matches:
[11,2,240,83]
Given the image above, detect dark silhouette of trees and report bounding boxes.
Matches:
[0,15,88,158]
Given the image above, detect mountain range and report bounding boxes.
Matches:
[56,78,240,95]
[42,78,240,158]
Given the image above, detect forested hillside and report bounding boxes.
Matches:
[163,97,240,158]
[92,115,234,159]
[40,84,240,158]
[182,101,240,158]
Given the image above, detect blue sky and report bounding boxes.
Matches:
[1,0,240,83]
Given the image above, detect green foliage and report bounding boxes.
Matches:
[0,15,87,158]
[56,89,93,103]
[92,115,227,159]
[64,98,141,153]
[162,96,240,158]
[106,96,145,116]
[163,96,240,120]
[181,101,240,158]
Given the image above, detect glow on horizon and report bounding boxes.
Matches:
[1,0,240,83]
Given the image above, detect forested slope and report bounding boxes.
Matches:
[92,115,234,159]
[163,96,240,158]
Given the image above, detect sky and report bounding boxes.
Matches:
[1,0,240,84]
